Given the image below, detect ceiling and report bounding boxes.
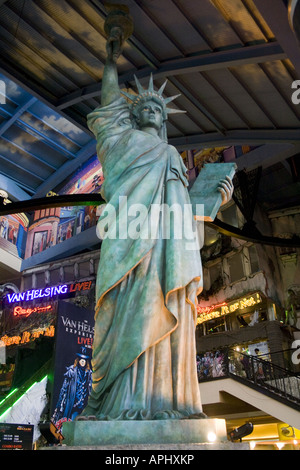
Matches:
[0,0,299,209]
[0,71,95,196]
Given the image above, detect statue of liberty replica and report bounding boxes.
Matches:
[73,4,232,441]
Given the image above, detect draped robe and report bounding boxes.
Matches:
[82,97,203,420]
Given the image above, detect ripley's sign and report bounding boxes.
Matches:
[5,281,92,304]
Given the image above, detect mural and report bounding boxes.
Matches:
[196,350,227,380]
[24,154,103,258]
[0,212,29,258]
[0,215,19,245]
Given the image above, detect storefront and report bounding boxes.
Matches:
[0,253,98,435]
[195,290,296,370]
[196,291,270,335]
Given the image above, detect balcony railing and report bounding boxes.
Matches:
[197,348,300,409]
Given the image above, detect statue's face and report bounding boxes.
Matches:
[136,100,164,131]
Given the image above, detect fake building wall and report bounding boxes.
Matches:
[196,202,297,358]
[269,207,300,330]
[1,250,99,381]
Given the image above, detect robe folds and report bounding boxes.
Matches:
[82,98,203,420]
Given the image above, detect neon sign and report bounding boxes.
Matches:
[6,281,92,304]
[197,302,227,315]
[13,305,52,318]
[1,326,55,346]
[197,292,262,324]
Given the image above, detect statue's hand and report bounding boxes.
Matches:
[106,26,123,63]
[218,176,234,206]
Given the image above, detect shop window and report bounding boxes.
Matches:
[248,245,260,274]
[50,269,60,285]
[228,252,244,283]
[79,261,91,279]
[236,310,267,328]
[209,263,221,285]
[23,275,32,291]
[205,317,227,334]
[64,265,75,283]
[35,272,45,289]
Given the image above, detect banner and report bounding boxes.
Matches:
[50,301,94,430]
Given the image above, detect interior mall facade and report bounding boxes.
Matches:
[0,143,299,449]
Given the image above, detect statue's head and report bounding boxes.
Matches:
[134,100,164,133]
[121,74,185,141]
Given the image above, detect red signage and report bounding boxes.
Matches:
[13,305,52,318]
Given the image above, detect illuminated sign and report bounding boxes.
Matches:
[13,305,52,318]
[6,281,92,304]
[197,302,228,315]
[0,424,34,450]
[1,325,55,346]
[197,292,263,324]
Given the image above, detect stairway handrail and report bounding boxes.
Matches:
[227,348,300,407]
[228,348,300,378]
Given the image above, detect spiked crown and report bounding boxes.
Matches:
[121,74,186,120]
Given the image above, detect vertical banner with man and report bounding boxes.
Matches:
[51,301,94,430]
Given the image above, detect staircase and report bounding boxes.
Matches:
[228,351,300,410]
[198,349,300,429]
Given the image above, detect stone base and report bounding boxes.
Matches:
[44,442,250,450]
[62,418,229,447]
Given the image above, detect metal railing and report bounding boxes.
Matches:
[197,348,300,409]
[228,349,300,407]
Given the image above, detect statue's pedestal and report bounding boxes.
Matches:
[62,418,231,447]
